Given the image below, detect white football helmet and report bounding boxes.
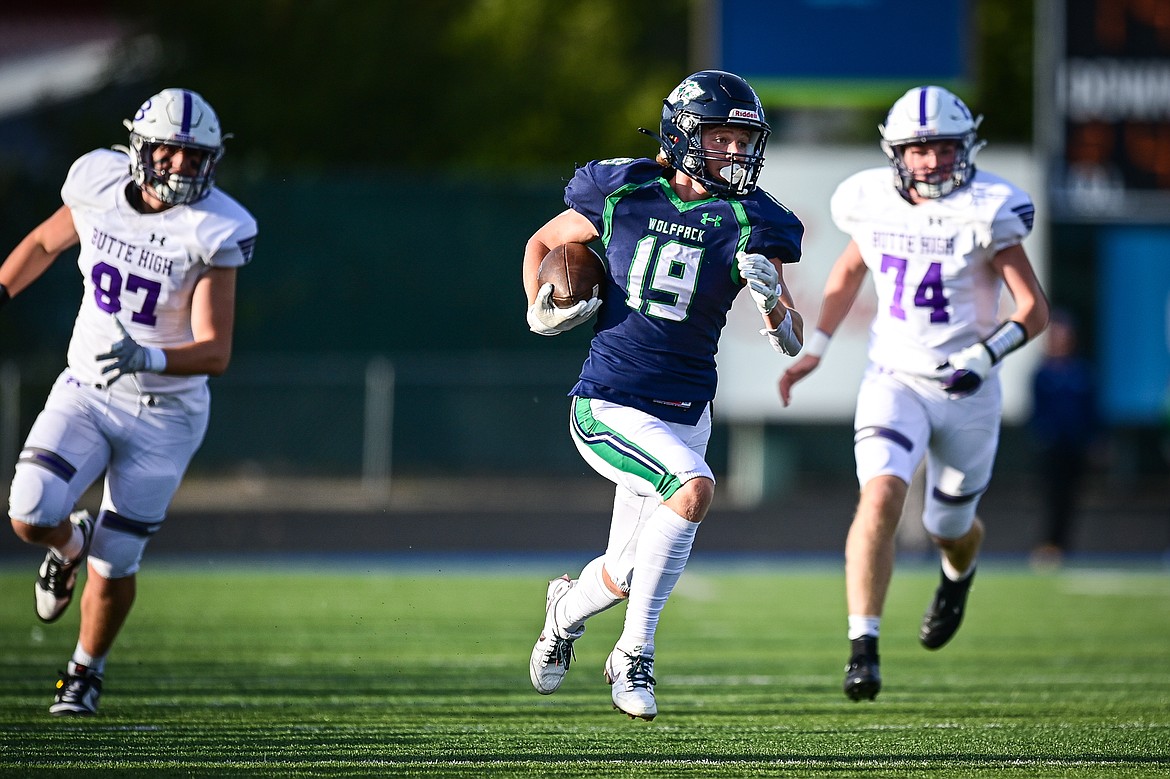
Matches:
[123,88,225,206]
[879,85,985,199]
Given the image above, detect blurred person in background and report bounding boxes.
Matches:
[1028,309,1098,568]
[0,88,256,715]
[779,85,1049,701]
[523,70,805,720]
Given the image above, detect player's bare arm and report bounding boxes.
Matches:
[779,240,868,405]
[992,243,1050,339]
[0,206,80,297]
[523,209,599,303]
[158,267,238,377]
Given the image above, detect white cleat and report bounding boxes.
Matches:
[604,646,657,720]
[529,575,584,694]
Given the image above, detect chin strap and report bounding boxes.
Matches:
[638,127,672,164]
[637,126,667,146]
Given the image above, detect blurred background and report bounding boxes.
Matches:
[0,0,1166,560]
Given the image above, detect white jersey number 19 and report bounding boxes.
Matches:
[625,237,702,322]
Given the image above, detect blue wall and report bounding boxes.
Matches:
[1099,226,1170,424]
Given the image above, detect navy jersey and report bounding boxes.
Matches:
[567,157,803,424]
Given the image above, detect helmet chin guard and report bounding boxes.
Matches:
[879,85,985,199]
[124,88,225,206]
[653,70,770,197]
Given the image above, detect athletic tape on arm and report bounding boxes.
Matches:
[982,320,1027,364]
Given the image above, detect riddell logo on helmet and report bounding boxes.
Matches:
[729,109,759,120]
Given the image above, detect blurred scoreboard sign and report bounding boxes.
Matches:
[708,0,970,107]
[1047,0,1170,222]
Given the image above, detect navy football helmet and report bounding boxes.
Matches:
[654,70,770,197]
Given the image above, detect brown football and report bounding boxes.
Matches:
[537,242,606,308]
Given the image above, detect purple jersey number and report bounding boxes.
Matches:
[880,255,950,324]
[91,261,162,326]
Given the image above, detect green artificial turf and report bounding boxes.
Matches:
[1,558,1167,777]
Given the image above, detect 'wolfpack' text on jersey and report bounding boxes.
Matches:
[831,167,1034,378]
[61,149,257,395]
[566,158,803,424]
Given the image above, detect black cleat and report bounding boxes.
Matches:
[920,567,976,649]
[843,635,881,701]
[50,665,103,716]
[35,511,94,623]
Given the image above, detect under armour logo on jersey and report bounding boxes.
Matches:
[700,213,722,227]
[149,234,166,246]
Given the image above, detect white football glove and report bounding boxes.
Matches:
[939,343,993,398]
[526,283,601,336]
[760,310,801,356]
[96,317,166,384]
[736,251,779,314]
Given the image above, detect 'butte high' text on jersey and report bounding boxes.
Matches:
[566,158,803,424]
[62,149,257,395]
[830,167,1034,378]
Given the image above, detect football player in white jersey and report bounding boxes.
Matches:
[779,86,1049,701]
[0,88,257,715]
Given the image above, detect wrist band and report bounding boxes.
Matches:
[0,284,9,307]
[982,320,1027,364]
[804,329,832,358]
[145,347,167,373]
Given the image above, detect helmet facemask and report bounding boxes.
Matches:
[127,133,223,206]
[884,134,979,199]
[674,112,769,197]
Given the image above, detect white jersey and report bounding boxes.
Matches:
[830,167,1034,378]
[61,149,257,395]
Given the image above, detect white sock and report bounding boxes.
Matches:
[942,557,975,582]
[557,556,623,634]
[848,615,881,640]
[70,642,105,675]
[602,487,656,589]
[53,521,85,562]
[617,504,698,656]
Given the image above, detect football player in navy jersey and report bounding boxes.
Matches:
[0,89,256,715]
[524,70,805,720]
